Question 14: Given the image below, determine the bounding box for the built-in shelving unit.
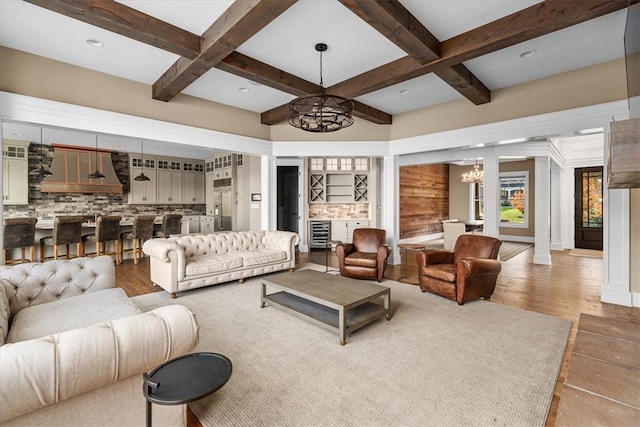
[308,158,369,204]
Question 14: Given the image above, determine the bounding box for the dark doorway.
[277,166,299,233]
[575,166,603,250]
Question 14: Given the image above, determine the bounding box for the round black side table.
[143,352,232,427]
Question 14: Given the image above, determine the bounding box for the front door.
[574,167,603,250]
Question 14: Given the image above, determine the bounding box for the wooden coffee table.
[260,269,391,345]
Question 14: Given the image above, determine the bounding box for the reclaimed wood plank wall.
[399,164,449,239]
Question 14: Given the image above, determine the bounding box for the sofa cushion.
[185,254,243,276]
[0,284,9,346]
[6,288,140,343]
[234,249,287,266]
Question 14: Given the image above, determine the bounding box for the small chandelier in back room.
[289,43,354,133]
[462,161,484,184]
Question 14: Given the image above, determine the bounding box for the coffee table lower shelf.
[262,291,389,345]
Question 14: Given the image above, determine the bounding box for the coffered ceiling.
[0,0,632,131]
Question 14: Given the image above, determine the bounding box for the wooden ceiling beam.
[152,0,297,102]
[338,0,440,63]
[338,0,490,107]
[24,0,201,59]
[329,0,633,100]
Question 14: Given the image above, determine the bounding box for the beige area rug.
[131,265,571,427]
[568,248,603,259]
[420,239,533,262]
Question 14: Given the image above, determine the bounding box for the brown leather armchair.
[416,234,502,305]
[335,228,391,282]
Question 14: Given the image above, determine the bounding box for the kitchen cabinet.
[205,173,216,215]
[2,140,29,205]
[200,216,215,233]
[183,215,200,233]
[182,162,205,204]
[157,169,182,204]
[308,157,369,203]
[330,220,369,243]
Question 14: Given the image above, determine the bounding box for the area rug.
[131,265,571,427]
[568,248,603,259]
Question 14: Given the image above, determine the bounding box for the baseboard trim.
[600,287,634,307]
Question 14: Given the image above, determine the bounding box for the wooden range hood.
[42,144,123,194]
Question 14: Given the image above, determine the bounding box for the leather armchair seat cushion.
[6,288,140,343]
[344,252,378,268]
[422,264,457,283]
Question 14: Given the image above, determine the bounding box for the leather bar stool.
[82,215,122,265]
[120,215,155,264]
[3,217,37,265]
[40,216,84,261]
[154,214,182,238]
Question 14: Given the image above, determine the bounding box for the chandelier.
[289,43,354,133]
[462,162,484,183]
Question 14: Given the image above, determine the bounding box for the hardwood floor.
[117,247,640,427]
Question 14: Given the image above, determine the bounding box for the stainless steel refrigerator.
[213,178,233,231]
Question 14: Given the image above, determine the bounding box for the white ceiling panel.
[236,0,407,86]
[356,74,462,115]
[0,1,179,85]
[182,68,296,113]
[400,0,542,41]
[464,10,628,90]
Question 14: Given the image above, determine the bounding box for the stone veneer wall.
[307,203,369,219]
[2,144,206,219]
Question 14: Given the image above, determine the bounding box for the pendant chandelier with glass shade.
[462,161,484,184]
[29,127,53,176]
[134,140,150,182]
[289,43,354,133]
[87,134,106,179]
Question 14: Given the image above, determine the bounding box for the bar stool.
[3,217,37,265]
[120,215,155,264]
[82,215,122,265]
[154,214,182,238]
[40,216,84,261]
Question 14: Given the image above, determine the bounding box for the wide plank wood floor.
[116,247,640,427]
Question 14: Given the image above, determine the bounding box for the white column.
[550,161,563,250]
[261,155,275,231]
[559,168,575,249]
[534,156,551,265]
[481,155,499,238]
[381,155,400,264]
[602,126,632,306]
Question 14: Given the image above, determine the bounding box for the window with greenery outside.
[499,173,528,226]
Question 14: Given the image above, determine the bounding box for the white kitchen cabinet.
[205,173,216,215]
[2,140,29,205]
[157,169,182,204]
[183,215,200,233]
[331,220,348,243]
[200,216,215,234]
[129,168,157,204]
[182,170,205,204]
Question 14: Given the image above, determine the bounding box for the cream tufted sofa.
[143,230,299,298]
[0,256,199,427]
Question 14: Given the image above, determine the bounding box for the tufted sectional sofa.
[143,230,300,298]
[0,256,199,427]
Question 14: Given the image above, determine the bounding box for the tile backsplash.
[308,203,369,219]
[3,144,205,219]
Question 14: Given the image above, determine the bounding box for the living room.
[1,1,639,426]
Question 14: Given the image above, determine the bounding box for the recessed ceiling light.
[577,127,603,135]
[519,50,536,58]
[118,145,127,148]
[12,132,23,137]
[498,137,527,144]
[238,87,249,92]
[86,39,104,48]
[399,89,409,94]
